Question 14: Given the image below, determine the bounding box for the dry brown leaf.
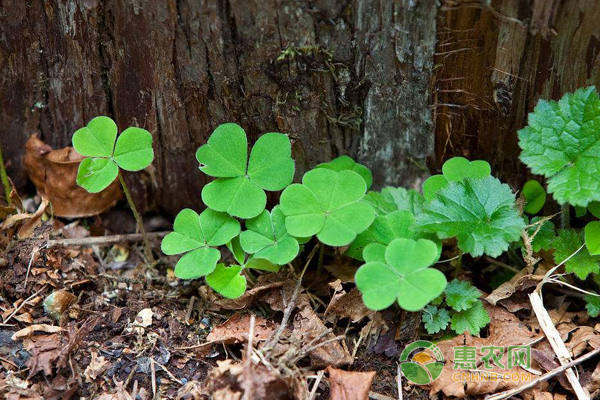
[23,135,121,218]
[23,334,68,377]
[2,197,49,239]
[486,266,545,311]
[83,351,109,382]
[12,324,63,340]
[324,283,373,323]
[206,313,277,345]
[326,367,375,400]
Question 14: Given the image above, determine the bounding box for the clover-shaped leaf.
[197,123,294,219]
[161,208,240,279]
[553,229,600,280]
[364,187,424,216]
[585,221,600,256]
[355,238,447,312]
[280,168,375,246]
[423,157,490,201]
[519,86,600,207]
[73,116,154,193]
[226,237,281,272]
[239,206,299,265]
[415,176,525,257]
[346,210,440,261]
[316,155,373,189]
[206,264,246,299]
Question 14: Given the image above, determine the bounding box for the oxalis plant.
[72,116,155,262]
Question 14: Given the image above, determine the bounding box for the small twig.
[150,359,156,398]
[264,244,321,351]
[3,285,47,324]
[242,314,256,400]
[484,256,520,273]
[308,370,325,400]
[24,245,45,287]
[47,231,168,247]
[485,347,600,400]
[185,296,196,325]
[397,363,403,400]
[153,360,183,384]
[173,340,218,350]
[0,355,19,369]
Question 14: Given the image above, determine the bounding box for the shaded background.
[1,0,599,216]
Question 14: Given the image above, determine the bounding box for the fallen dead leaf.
[326,367,375,400]
[12,324,63,340]
[23,135,122,217]
[206,313,277,345]
[84,350,110,382]
[1,197,49,239]
[324,282,373,323]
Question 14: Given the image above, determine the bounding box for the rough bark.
[2,0,600,216]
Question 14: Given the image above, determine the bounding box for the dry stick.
[242,314,256,400]
[0,143,11,206]
[486,347,600,400]
[528,243,589,400]
[397,363,403,400]
[118,171,155,264]
[308,370,325,400]
[264,244,321,351]
[47,231,168,247]
[3,285,47,324]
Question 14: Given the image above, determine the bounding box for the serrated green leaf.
[76,157,119,193]
[445,279,481,312]
[355,238,447,312]
[451,301,490,336]
[527,217,556,253]
[519,86,600,207]
[422,305,451,334]
[197,124,294,218]
[240,206,299,265]
[585,294,600,317]
[206,264,246,299]
[523,180,546,214]
[553,229,600,280]
[317,155,373,189]
[72,116,117,158]
[586,221,600,255]
[161,209,240,280]
[280,168,375,246]
[423,157,491,201]
[415,176,525,257]
[113,127,154,171]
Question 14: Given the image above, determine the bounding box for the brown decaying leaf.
[1,197,49,239]
[324,280,373,323]
[206,313,277,345]
[83,350,110,382]
[23,135,122,218]
[326,367,375,400]
[11,324,63,340]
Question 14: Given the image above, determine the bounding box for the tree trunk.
[1,0,599,216]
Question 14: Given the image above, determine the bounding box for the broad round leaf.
[113,127,154,171]
[200,208,241,246]
[280,169,375,246]
[523,180,546,214]
[589,202,600,219]
[206,264,246,299]
[423,157,491,201]
[174,247,221,279]
[196,123,248,177]
[585,221,600,256]
[355,238,446,312]
[202,176,267,219]
[72,116,117,158]
[245,257,280,272]
[316,155,373,189]
[239,207,299,265]
[76,158,119,193]
[247,133,294,191]
[161,209,205,255]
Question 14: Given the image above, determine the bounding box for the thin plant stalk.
[561,204,570,229]
[118,171,155,264]
[0,143,12,206]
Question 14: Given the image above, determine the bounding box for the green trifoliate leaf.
[245,257,280,272]
[522,180,546,214]
[423,157,491,201]
[422,305,451,334]
[381,187,424,215]
[76,158,119,193]
[451,301,490,336]
[113,127,154,171]
[240,206,299,265]
[585,294,600,317]
[519,86,600,207]
[280,168,375,246]
[347,210,440,261]
[585,221,600,255]
[355,238,447,312]
[206,264,246,299]
[415,176,525,257]
[197,123,294,218]
[72,116,117,158]
[444,279,481,312]
[226,237,280,272]
[553,229,600,280]
[317,155,373,189]
[527,217,556,253]
[161,208,240,279]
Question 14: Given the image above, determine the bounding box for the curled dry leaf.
[23,135,122,217]
[83,350,109,382]
[325,280,374,323]
[11,324,63,340]
[206,313,277,345]
[326,367,376,400]
[1,197,49,239]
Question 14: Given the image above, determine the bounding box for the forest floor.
[1,200,600,400]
